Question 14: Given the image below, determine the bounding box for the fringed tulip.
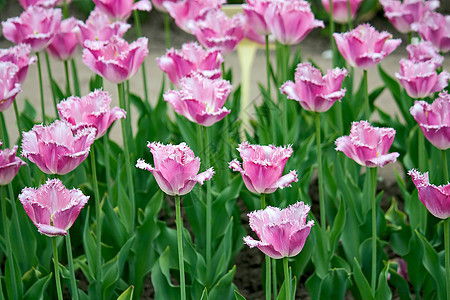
[18,0,59,9]
[57,90,126,139]
[413,11,450,53]
[0,141,26,186]
[0,44,37,84]
[380,0,439,34]
[93,0,152,20]
[333,24,401,70]
[0,62,21,112]
[410,91,450,150]
[409,169,450,219]
[78,7,130,43]
[157,41,223,86]
[242,0,271,36]
[229,142,298,194]
[22,120,95,175]
[189,9,246,55]
[335,120,399,168]
[395,59,449,99]
[82,35,148,84]
[280,62,347,112]
[2,6,62,52]
[164,0,225,33]
[152,0,177,12]
[164,74,231,126]
[406,41,444,67]
[46,17,79,61]
[321,0,363,24]
[136,142,214,196]
[243,202,314,259]
[19,179,89,236]
[264,0,324,45]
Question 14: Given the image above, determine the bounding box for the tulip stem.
[66,232,79,300]
[272,258,277,299]
[315,113,326,229]
[90,145,102,299]
[175,194,186,300]
[443,150,448,182]
[44,52,58,117]
[370,167,378,295]
[164,12,172,49]
[52,237,63,300]
[0,113,9,147]
[62,0,68,19]
[283,257,290,300]
[418,126,427,171]
[265,35,271,97]
[64,60,71,97]
[13,101,22,137]
[8,183,27,268]
[133,10,149,105]
[261,193,271,300]
[346,0,353,29]
[36,52,46,124]
[445,218,450,300]
[203,126,212,285]
[103,134,113,202]
[328,0,337,66]
[363,70,369,120]
[70,59,80,97]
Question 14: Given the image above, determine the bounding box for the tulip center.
[34,30,39,35]
[205,102,213,113]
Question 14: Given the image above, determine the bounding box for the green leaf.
[5,252,23,300]
[200,287,209,300]
[23,272,52,300]
[387,267,412,300]
[117,286,134,300]
[311,225,330,279]
[320,268,351,300]
[82,208,97,281]
[375,262,391,300]
[208,266,236,300]
[234,290,247,300]
[352,258,374,300]
[330,197,346,252]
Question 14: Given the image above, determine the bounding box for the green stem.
[8,184,26,267]
[329,0,337,66]
[272,258,277,299]
[36,52,46,124]
[443,150,448,182]
[370,167,378,295]
[408,32,412,45]
[445,218,450,300]
[64,60,71,97]
[117,83,135,233]
[103,134,113,202]
[0,112,9,147]
[52,237,63,300]
[175,195,186,300]
[70,59,80,97]
[164,12,172,49]
[90,145,102,299]
[125,80,134,155]
[2,186,18,300]
[62,0,68,18]
[133,10,149,104]
[204,126,212,284]
[418,130,427,171]
[44,52,58,117]
[65,232,79,300]
[13,101,22,137]
[315,113,326,229]
[283,257,290,300]
[363,70,369,120]
[265,35,271,97]
[261,194,271,300]
[346,0,353,29]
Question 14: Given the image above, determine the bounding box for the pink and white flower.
[0,62,21,112]
[0,44,37,84]
[151,0,177,12]
[413,11,450,53]
[18,0,59,9]
[322,0,363,24]
[46,17,80,61]
[92,0,152,20]
[0,141,27,186]
[242,0,271,36]
[406,41,444,67]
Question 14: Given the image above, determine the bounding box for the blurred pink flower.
[157,41,223,86]
[264,0,324,45]
[188,9,246,55]
[18,0,59,9]
[409,169,450,219]
[229,142,298,194]
[406,41,444,67]
[410,91,450,150]
[243,202,314,259]
[380,0,439,34]
[136,142,214,196]
[151,0,177,12]
[395,59,449,99]
[93,0,152,20]
[0,44,37,83]
[82,35,148,84]
[0,141,27,186]
[46,17,79,61]
[78,8,130,44]
[164,0,225,33]
[242,0,271,36]
[57,90,126,139]
[22,120,95,175]
[333,24,401,70]
[335,120,399,168]
[164,74,231,126]
[19,179,89,237]
[280,62,347,112]
[322,0,363,24]
[413,11,450,53]
[0,62,21,112]
[2,6,62,52]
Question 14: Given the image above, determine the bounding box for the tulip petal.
[37,224,67,237]
[243,236,283,259]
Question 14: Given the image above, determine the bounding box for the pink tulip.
[188,9,246,55]
[163,74,231,126]
[380,0,439,34]
[0,141,27,186]
[46,17,79,61]
[2,6,62,52]
[264,0,324,45]
[322,0,363,24]
[333,24,401,70]
[406,41,444,67]
[413,11,450,53]
[0,44,37,84]
[409,169,450,219]
[243,202,314,259]
[151,0,177,12]
[157,41,223,86]
[93,0,152,20]
[280,62,347,112]
[335,120,399,168]
[82,36,148,84]
[229,142,298,194]
[57,90,126,139]
[136,142,214,196]
[410,91,450,150]
[0,62,21,112]
[21,120,96,175]
[78,8,130,43]
[19,179,89,237]
[18,0,59,9]
[242,0,271,36]
[395,59,449,99]
[164,0,225,33]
